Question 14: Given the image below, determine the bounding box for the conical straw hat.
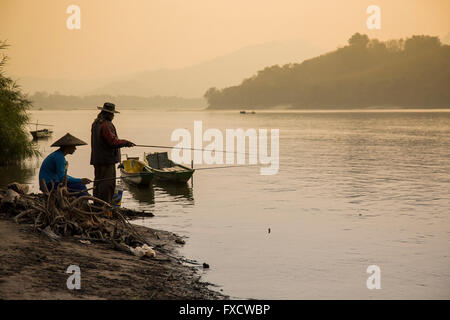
[51,133,88,147]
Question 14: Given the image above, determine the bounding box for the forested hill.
[204,33,450,109]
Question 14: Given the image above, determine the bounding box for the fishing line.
[134,144,254,156]
[91,174,153,183]
[193,164,259,170]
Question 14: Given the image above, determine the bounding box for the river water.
[1,109,449,299]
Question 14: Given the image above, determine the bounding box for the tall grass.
[0,41,38,166]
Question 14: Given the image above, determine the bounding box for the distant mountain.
[90,39,322,98]
[205,34,450,109]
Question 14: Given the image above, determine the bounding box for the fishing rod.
[90,174,153,183]
[89,165,255,183]
[134,144,254,156]
[92,165,253,180]
[89,177,123,183]
[194,164,259,170]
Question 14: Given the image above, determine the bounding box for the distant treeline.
[29,92,206,109]
[205,33,450,109]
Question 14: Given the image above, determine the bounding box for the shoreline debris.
[0,181,151,255]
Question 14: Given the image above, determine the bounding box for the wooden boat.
[119,159,153,186]
[144,152,194,183]
[29,121,54,139]
[30,128,53,139]
[240,110,256,114]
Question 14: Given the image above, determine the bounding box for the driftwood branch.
[1,183,149,249]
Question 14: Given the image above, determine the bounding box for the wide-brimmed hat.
[51,133,87,147]
[97,102,120,113]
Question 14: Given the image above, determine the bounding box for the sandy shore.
[0,211,227,300]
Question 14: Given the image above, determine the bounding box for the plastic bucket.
[112,188,123,207]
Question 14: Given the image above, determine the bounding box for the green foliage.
[0,41,38,166]
[348,33,370,48]
[205,33,450,109]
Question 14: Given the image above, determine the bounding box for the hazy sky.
[1,0,449,79]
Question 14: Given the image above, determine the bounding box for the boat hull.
[120,169,153,186]
[144,152,194,183]
[120,159,153,186]
[151,168,194,183]
[30,129,53,139]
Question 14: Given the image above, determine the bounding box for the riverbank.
[0,210,226,300]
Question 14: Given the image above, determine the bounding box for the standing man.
[90,102,135,204]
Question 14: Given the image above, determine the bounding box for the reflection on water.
[31,136,52,142]
[117,180,194,206]
[0,163,37,188]
[0,135,58,191]
[153,180,194,202]
[119,181,155,205]
[4,110,450,299]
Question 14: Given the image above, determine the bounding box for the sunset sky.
[1,0,449,79]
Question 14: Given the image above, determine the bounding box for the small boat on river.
[30,128,53,139]
[30,121,54,140]
[119,158,153,186]
[144,152,194,183]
